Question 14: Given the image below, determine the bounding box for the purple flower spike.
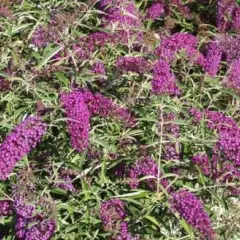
[24,219,56,240]
[0,116,46,180]
[169,189,214,239]
[204,42,222,77]
[225,58,240,92]
[0,200,12,216]
[60,91,90,153]
[151,60,180,96]
[145,3,164,20]
[14,197,56,240]
[155,33,201,64]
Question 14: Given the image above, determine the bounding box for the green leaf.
[11,23,32,35]
[81,179,91,201]
[179,219,194,239]
[113,191,148,199]
[51,188,68,195]
[100,158,108,184]
[144,215,160,228]
[57,203,75,215]
[37,45,63,68]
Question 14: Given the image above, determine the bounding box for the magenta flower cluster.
[202,110,240,167]
[145,3,164,20]
[102,2,141,28]
[99,0,143,45]
[69,32,112,63]
[99,0,125,11]
[190,108,240,193]
[0,200,12,216]
[91,61,106,83]
[204,42,222,77]
[60,91,90,153]
[151,59,180,96]
[14,198,56,240]
[154,33,205,67]
[60,90,135,152]
[128,156,170,192]
[226,58,240,92]
[169,189,214,239]
[192,152,240,194]
[91,61,106,75]
[216,34,240,64]
[233,8,240,32]
[128,156,158,189]
[72,40,94,62]
[203,35,240,82]
[116,56,149,74]
[88,31,112,46]
[0,116,46,180]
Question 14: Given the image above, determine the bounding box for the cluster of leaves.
[0,0,240,239]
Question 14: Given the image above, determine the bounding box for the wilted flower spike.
[217,0,238,32]
[54,175,77,192]
[116,56,149,74]
[189,108,203,123]
[171,0,191,18]
[161,113,182,161]
[31,26,60,48]
[91,61,106,83]
[100,198,138,239]
[169,189,214,239]
[0,78,11,92]
[100,199,126,226]
[128,156,171,192]
[0,116,46,180]
[192,153,211,176]
[100,198,126,235]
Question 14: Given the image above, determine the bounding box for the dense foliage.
[1,0,240,239]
